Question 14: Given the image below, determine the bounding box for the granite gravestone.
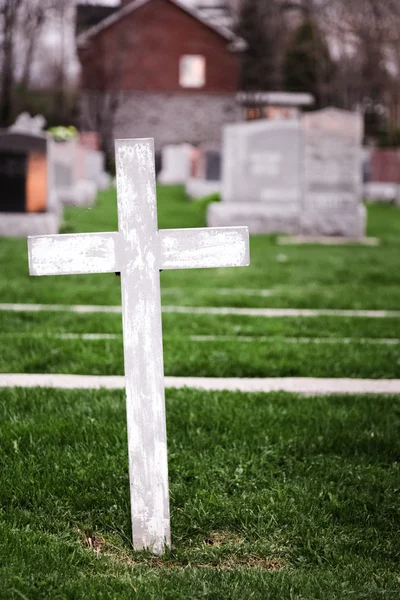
[53,139,98,207]
[0,131,60,236]
[301,108,366,237]
[186,143,222,199]
[158,143,192,185]
[209,108,366,237]
[208,120,302,233]
[85,149,111,190]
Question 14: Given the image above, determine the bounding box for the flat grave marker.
[28,138,249,554]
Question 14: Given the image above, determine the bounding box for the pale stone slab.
[277,235,379,246]
[186,177,221,199]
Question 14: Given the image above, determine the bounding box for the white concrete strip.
[162,288,274,297]
[0,303,122,313]
[0,374,399,395]
[55,333,119,340]
[164,306,400,319]
[0,333,120,340]
[214,289,274,297]
[1,303,400,318]
[4,333,398,346]
[190,336,400,345]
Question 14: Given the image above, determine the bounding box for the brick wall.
[79,0,240,94]
[371,149,400,183]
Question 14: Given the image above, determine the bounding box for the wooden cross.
[28,138,250,554]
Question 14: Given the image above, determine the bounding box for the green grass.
[0,187,400,309]
[0,331,399,378]
[1,387,399,599]
[1,188,400,596]
[0,187,399,378]
[0,311,399,378]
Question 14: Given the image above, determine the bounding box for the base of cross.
[28,138,250,553]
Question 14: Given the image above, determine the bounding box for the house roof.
[77,0,246,51]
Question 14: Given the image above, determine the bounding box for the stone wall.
[81,91,241,151]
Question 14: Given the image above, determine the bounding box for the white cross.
[28,138,250,554]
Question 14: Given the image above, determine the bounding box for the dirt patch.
[80,530,286,571]
[85,534,104,555]
[204,531,244,547]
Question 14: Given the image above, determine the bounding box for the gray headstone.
[301,108,366,237]
[302,108,363,211]
[53,140,76,189]
[222,120,302,209]
[209,108,367,238]
[158,144,193,185]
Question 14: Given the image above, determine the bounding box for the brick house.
[77,0,245,151]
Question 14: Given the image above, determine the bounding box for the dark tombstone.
[0,131,60,236]
[155,151,162,177]
[0,132,48,213]
[205,150,221,181]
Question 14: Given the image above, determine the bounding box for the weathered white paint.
[1,304,400,319]
[115,139,170,554]
[27,137,250,555]
[1,373,400,395]
[158,227,249,270]
[28,233,119,276]
[29,228,249,276]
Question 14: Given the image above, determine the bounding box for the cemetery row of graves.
[1,172,399,596]
[0,109,399,596]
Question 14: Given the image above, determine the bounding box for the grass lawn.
[0,187,400,597]
[0,186,399,378]
[0,186,399,310]
[1,388,399,599]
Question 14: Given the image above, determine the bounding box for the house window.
[179,55,205,88]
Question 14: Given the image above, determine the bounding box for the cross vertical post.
[115,139,170,553]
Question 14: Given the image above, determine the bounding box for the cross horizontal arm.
[158,226,249,270]
[28,232,120,276]
[28,226,249,276]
